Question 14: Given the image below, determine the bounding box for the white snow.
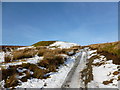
[0,45,119,89]
[90,60,118,88]
[0,55,43,69]
[17,46,34,50]
[25,55,43,64]
[16,52,82,88]
[0,52,4,63]
[0,80,5,88]
[87,49,119,88]
[50,41,79,49]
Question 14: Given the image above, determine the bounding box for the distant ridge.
[32,41,56,47]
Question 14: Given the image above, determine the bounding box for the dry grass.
[32,41,56,47]
[118,76,120,81]
[38,55,65,72]
[4,54,12,62]
[113,71,119,75]
[88,41,120,65]
[1,44,80,88]
[1,62,49,88]
[81,55,100,87]
[37,48,51,56]
[4,74,19,88]
[36,46,47,50]
[1,66,17,80]
[12,48,37,60]
[37,49,66,72]
[4,48,38,63]
[19,63,48,79]
[103,79,114,85]
[20,71,31,82]
[4,44,79,63]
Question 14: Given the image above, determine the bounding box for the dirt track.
[61,50,88,88]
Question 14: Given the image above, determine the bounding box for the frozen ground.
[16,52,82,88]
[50,41,79,48]
[0,42,119,89]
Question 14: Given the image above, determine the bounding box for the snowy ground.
[61,49,87,88]
[50,41,79,48]
[61,47,119,89]
[85,48,119,88]
[0,55,43,69]
[0,42,119,89]
[15,52,82,88]
[0,52,4,63]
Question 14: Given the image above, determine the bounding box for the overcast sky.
[2,2,118,46]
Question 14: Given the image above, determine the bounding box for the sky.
[2,2,118,46]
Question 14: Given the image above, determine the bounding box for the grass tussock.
[1,62,49,88]
[37,48,51,56]
[19,63,48,79]
[4,43,80,63]
[36,46,47,50]
[4,74,19,88]
[37,49,67,72]
[4,54,12,62]
[88,41,120,65]
[32,41,56,47]
[103,79,114,85]
[4,48,37,62]
[2,66,17,80]
[38,53,65,72]
[12,48,37,60]
[113,71,119,75]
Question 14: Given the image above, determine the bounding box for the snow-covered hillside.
[50,41,79,48]
[80,48,119,88]
[0,41,119,89]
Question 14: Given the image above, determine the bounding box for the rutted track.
[61,49,88,88]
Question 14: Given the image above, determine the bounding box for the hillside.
[32,41,56,47]
[88,41,120,65]
[0,41,119,89]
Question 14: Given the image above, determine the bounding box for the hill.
[87,41,120,65]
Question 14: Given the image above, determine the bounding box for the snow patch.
[0,52,5,63]
[16,52,81,88]
[50,41,79,49]
[17,46,34,50]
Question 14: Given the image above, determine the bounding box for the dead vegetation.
[3,45,80,63]
[103,79,114,85]
[1,46,80,88]
[32,41,56,47]
[113,71,119,75]
[38,50,66,72]
[12,48,37,60]
[4,74,19,88]
[81,55,100,87]
[1,43,81,88]
[4,48,38,62]
[88,41,120,65]
[1,63,49,88]
[4,54,12,62]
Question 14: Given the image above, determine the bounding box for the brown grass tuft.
[88,41,120,65]
[4,74,19,88]
[4,54,12,62]
[103,79,114,85]
[113,71,119,75]
[12,48,37,60]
